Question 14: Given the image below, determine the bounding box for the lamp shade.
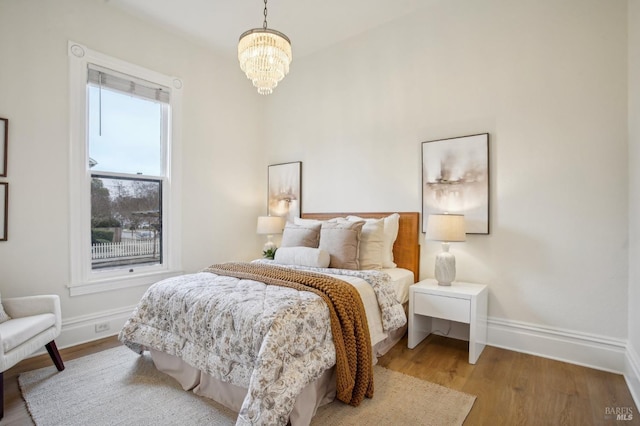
[256,216,284,235]
[426,214,466,242]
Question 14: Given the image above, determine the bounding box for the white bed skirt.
[150,349,336,425]
[149,323,406,425]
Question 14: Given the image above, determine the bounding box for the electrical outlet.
[95,322,110,333]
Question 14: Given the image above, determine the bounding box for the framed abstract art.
[422,133,490,234]
[268,161,301,222]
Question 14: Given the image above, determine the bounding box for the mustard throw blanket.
[204,262,374,406]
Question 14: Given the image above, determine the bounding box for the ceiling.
[107,0,428,58]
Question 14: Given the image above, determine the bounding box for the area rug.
[19,346,475,426]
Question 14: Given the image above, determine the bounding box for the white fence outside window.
[91,239,160,260]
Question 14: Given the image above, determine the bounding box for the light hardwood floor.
[2,335,638,425]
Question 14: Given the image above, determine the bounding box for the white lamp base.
[434,242,456,286]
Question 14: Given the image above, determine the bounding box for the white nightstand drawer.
[413,293,471,323]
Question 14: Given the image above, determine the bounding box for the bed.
[119,212,420,426]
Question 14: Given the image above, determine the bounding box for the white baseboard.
[487,317,627,374]
[57,305,138,349]
[59,305,137,348]
[625,343,640,409]
[30,305,136,358]
[45,311,629,375]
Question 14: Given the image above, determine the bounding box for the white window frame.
[68,41,183,296]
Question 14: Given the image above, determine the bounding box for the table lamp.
[256,216,285,257]
[425,213,466,286]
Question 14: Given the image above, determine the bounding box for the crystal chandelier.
[238,0,292,95]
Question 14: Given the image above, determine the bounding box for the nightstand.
[408,279,488,364]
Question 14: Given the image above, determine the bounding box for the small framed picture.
[0,182,7,241]
[422,133,490,234]
[0,118,7,177]
[268,161,301,222]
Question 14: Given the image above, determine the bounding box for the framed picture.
[0,118,7,177]
[422,133,490,234]
[268,161,301,222]
[0,183,7,241]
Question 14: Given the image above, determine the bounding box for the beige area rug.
[20,346,475,426]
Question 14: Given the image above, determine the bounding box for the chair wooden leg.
[45,341,65,371]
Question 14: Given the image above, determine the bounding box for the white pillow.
[0,293,11,324]
[348,213,399,268]
[343,217,384,270]
[274,247,330,268]
[294,217,323,226]
[294,217,342,225]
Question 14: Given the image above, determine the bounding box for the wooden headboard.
[301,212,421,283]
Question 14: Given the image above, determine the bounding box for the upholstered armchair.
[0,294,65,419]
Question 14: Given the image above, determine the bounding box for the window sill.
[68,270,183,296]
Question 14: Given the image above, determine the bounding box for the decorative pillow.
[319,220,365,270]
[274,247,330,268]
[381,213,400,268]
[0,293,11,323]
[294,217,341,225]
[348,213,400,268]
[293,217,323,226]
[281,222,321,248]
[344,217,384,270]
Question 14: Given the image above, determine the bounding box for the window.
[90,175,162,270]
[87,66,166,271]
[68,42,182,295]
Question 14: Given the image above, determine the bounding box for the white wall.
[0,0,265,342]
[265,0,629,360]
[627,0,640,405]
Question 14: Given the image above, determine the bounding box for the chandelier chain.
[263,0,268,29]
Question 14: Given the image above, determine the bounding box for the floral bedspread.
[119,265,406,426]
[261,262,407,332]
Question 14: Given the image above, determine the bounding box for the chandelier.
[238,0,292,95]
